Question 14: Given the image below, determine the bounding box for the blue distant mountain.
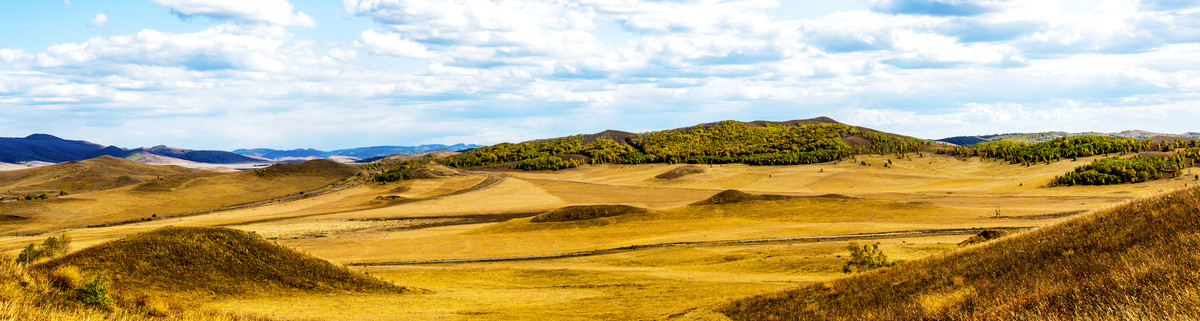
[0,134,263,164]
[233,144,481,160]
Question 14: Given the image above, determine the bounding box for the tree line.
[1052,155,1185,186]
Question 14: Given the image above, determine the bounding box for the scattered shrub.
[842,242,891,273]
[75,274,114,309]
[16,234,71,265]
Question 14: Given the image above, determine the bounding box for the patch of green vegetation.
[515,155,585,170]
[361,159,427,182]
[1053,155,1185,186]
[436,121,927,170]
[530,205,649,223]
[943,136,1200,167]
[16,234,71,265]
[842,242,891,273]
[974,135,1151,165]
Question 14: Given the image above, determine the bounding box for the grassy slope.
[721,186,1200,320]
[0,254,279,320]
[0,159,358,235]
[36,226,411,297]
[0,155,199,195]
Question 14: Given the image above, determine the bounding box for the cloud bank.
[0,0,1198,149]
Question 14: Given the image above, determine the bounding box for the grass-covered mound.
[691,190,798,205]
[720,186,1200,320]
[654,165,705,179]
[36,226,413,297]
[249,158,357,179]
[530,205,649,223]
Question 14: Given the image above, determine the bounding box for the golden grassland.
[2,153,1200,320]
[0,159,358,236]
[720,186,1200,320]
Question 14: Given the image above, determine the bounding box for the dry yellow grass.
[4,153,1199,320]
[0,159,357,236]
[0,156,199,195]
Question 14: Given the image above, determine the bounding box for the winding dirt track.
[348,226,1034,266]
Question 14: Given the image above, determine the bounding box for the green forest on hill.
[1052,155,1186,186]
[436,121,927,171]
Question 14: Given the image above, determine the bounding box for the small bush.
[75,274,114,309]
[959,229,1011,246]
[842,242,891,273]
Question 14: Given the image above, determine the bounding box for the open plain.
[4,150,1198,320]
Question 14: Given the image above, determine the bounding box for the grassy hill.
[720,186,1200,320]
[426,118,928,173]
[0,155,199,196]
[0,159,359,235]
[36,226,412,297]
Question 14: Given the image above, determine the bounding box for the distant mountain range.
[938,130,1200,146]
[0,134,264,165]
[232,144,480,160]
[0,134,480,170]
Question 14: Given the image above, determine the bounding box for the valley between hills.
[3,118,1200,320]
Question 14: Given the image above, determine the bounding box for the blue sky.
[2,0,1200,150]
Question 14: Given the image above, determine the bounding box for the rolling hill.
[431,117,929,172]
[720,185,1200,320]
[36,226,413,296]
[0,159,360,235]
[0,155,200,196]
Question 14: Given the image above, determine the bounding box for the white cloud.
[34,24,290,72]
[89,13,108,27]
[355,30,433,58]
[0,49,31,64]
[155,0,316,27]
